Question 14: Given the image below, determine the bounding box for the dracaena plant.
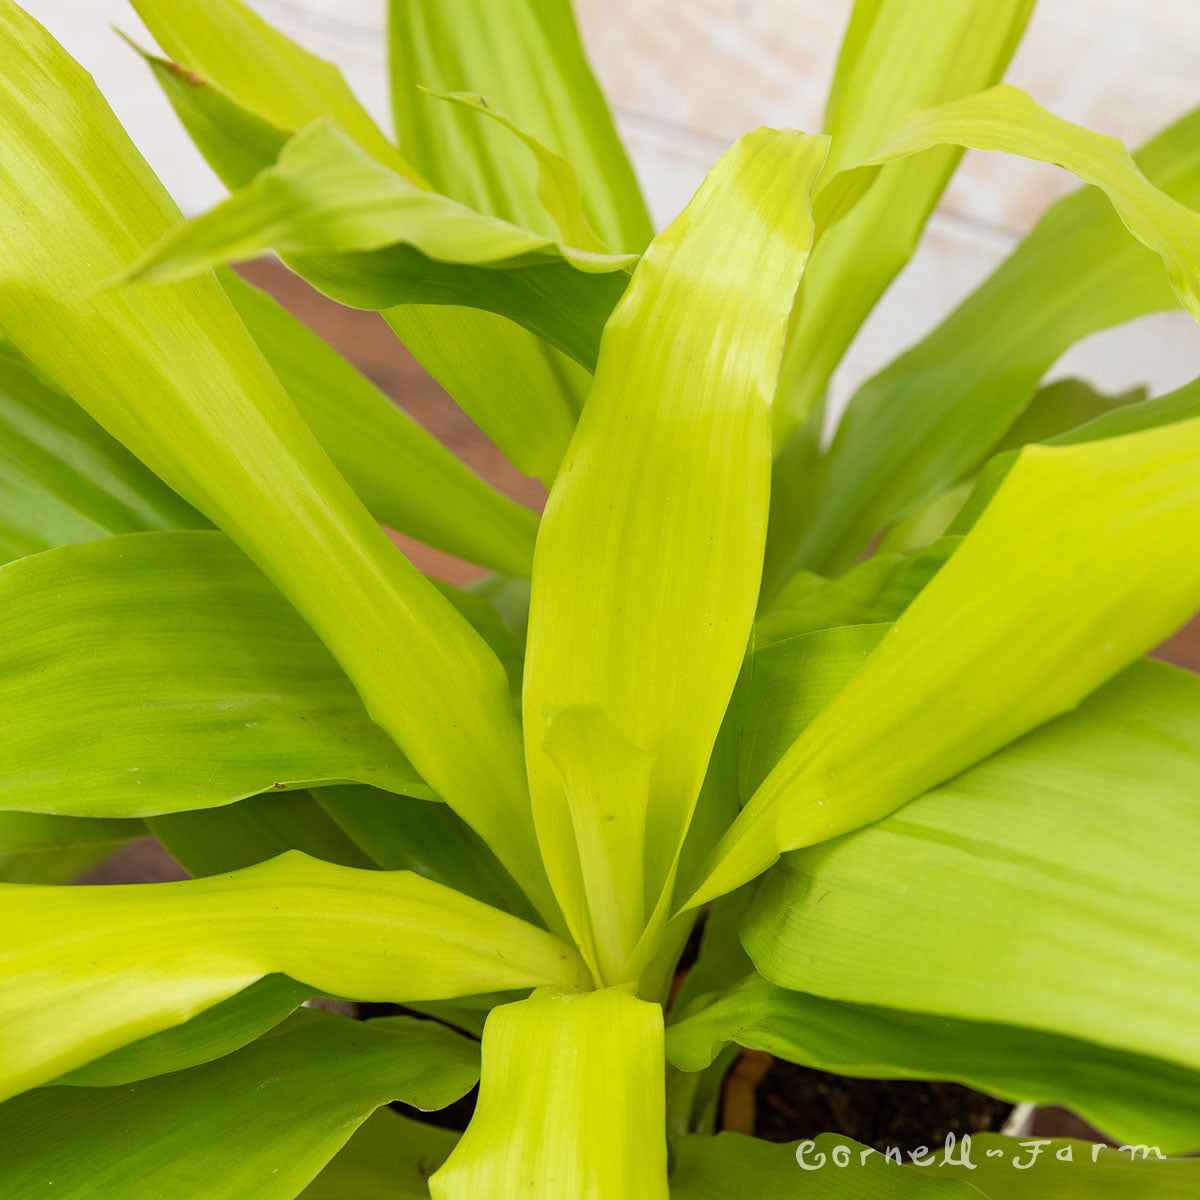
[0,0,1199,1195]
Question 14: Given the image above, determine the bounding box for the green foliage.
[0,0,1198,1195]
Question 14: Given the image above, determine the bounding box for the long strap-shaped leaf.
[779,102,1200,580]
[0,5,554,919]
[430,985,667,1200]
[126,120,633,371]
[522,128,829,982]
[220,269,538,577]
[0,1010,479,1200]
[690,415,1200,907]
[131,0,590,485]
[0,851,588,1103]
[741,659,1200,1080]
[388,0,652,255]
[0,532,433,817]
[822,84,1200,317]
[0,340,207,563]
[773,0,1033,439]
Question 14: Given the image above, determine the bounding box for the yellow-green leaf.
[387,0,652,254]
[692,416,1200,906]
[220,268,538,577]
[430,986,667,1200]
[522,128,829,981]
[0,851,588,1103]
[827,84,1200,319]
[133,0,590,486]
[0,4,553,921]
[774,0,1033,437]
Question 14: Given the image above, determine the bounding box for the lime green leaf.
[738,624,888,804]
[757,538,958,644]
[744,660,1200,1084]
[670,1132,982,1199]
[524,128,829,979]
[668,973,1200,1154]
[127,120,634,281]
[0,850,588,1101]
[132,0,586,487]
[425,90,611,254]
[955,374,1200,532]
[126,122,632,373]
[150,790,378,876]
[0,340,205,564]
[782,103,1200,577]
[923,1134,1200,1198]
[57,976,310,1087]
[430,986,667,1199]
[221,268,538,577]
[692,417,1200,906]
[129,0,418,179]
[317,785,539,923]
[0,7,551,918]
[832,85,1200,319]
[387,0,652,254]
[541,706,656,982]
[0,1010,478,1199]
[774,0,1033,436]
[0,533,431,818]
[302,1108,459,1200]
[0,812,145,885]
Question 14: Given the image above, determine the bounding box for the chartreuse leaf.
[744,661,1200,1086]
[867,380,1147,558]
[0,6,554,919]
[668,973,1200,1153]
[0,850,588,1101]
[131,0,591,485]
[782,103,1200,578]
[127,122,632,372]
[317,785,539,923]
[430,986,667,1200]
[540,707,656,983]
[691,418,1200,906]
[220,269,538,577]
[0,812,145,885]
[523,129,829,980]
[123,122,632,279]
[302,1108,458,1200]
[669,1132,981,1199]
[955,374,1200,532]
[756,537,957,645]
[0,340,205,564]
[737,624,888,804]
[57,976,310,1087]
[387,0,652,255]
[926,1136,1200,1198]
[0,533,432,818]
[0,1010,479,1200]
[830,85,1200,317]
[773,0,1033,438]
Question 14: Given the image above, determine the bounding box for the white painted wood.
[20,0,1200,411]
